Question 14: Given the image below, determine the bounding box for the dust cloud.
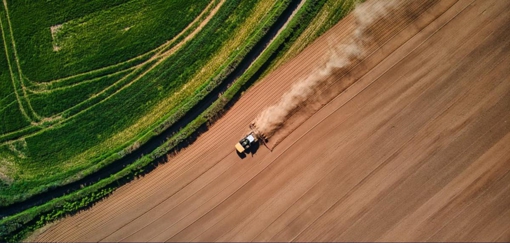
[252,0,399,138]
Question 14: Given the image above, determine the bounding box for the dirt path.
[35,0,510,241]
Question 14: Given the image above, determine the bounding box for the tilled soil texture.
[35,0,510,241]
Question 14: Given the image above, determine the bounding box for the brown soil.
[35,0,510,241]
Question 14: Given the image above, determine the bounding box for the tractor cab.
[235,133,257,153]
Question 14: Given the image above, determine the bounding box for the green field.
[0,0,359,240]
[0,0,216,199]
[0,0,272,200]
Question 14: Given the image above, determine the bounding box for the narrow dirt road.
[35,0,510,241]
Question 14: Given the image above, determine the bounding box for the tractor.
[235,123,269,154]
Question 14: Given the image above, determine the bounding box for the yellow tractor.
[235,132,257,153]
[235,123,270,154]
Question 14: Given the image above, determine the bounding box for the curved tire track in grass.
[25,0,220,91]
[0,0,225,144]
[0,0,218,140]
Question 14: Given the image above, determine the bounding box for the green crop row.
[0,104,30,136]
[0,0,211,135]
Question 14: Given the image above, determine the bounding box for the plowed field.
[35,0,510,241]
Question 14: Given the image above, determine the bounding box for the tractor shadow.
[236,150,246,159]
